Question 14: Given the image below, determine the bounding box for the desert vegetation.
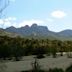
[0,36,72,60]
[0,36,72,72]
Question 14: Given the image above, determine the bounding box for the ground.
[0,55,72,72]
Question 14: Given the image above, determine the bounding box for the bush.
[14,57,22,61]
[66,64,72,72]
[21,70,45,72]
[48,68,64,72]
[36,54,45,59]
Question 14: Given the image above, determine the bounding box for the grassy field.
[0,55,72,72]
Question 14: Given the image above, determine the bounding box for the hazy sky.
[0,0,72,32]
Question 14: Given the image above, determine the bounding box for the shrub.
[66,64,72,72]
[36,54,45,59]
[48,68,64,72]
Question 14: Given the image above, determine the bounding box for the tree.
[64,41,72,58]
[11,38,24,61]
[51,40,58,58]
[58,41,64,56]
[0,36,11,59]
[0,0,9,28]
[45,39,51,56]
[0,0,9,15]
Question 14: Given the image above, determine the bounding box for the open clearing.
[1,55,72,72]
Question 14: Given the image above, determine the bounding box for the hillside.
[0,29,21,37]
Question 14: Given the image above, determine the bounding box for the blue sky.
[0,0,72,32]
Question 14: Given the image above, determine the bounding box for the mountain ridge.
[1,24,72,40]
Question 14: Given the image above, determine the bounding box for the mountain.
[58,29,72,37]
[4,23,58,39]
[0,28,21,37]
[1,23,72,40]
[5,23,52,37]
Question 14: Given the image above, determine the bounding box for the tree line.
[0,36,72,60]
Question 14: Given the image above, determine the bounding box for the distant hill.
[0,28,21,37]
[58,29,72,37]
[1,23,72,40]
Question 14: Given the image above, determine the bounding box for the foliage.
[0,36,72,60]
[36,54,45,59]
[65,64,72,72]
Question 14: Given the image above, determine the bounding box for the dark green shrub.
[66,64,72,72]
[36,54,45,59]
[48,68,64,72]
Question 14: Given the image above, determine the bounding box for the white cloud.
[0,18,44,28]
[0,17,17,28]
[51,10,67,18]
[18,19,44,27]
[4,17,16,21]
[46,18,53,22]
[0,19,4,24]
